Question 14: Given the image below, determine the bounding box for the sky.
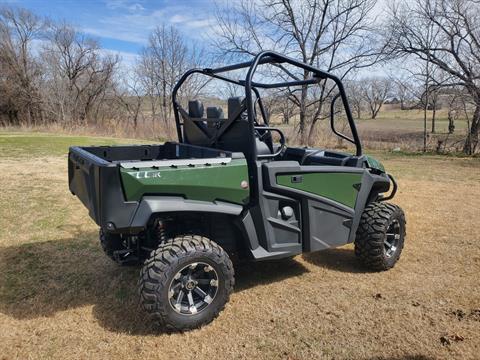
[4,0,393,77]
[7,0,222,67]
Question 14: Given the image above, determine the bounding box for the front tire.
[354,202,406,271]
[138,235,234,331]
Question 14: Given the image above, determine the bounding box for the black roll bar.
[171,51,363,158]
[330,93,356,145]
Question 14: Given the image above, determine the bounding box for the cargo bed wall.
[68,149,139,230]
[83,142,231,163]
[120,158,250,204]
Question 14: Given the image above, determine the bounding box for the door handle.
[291,175,303,183]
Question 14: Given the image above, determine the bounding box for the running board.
[250,245,301,261]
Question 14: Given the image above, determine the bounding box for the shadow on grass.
[234,257,309,292]
[364,356,435,360]
[0,231,308,335]
[302,247,371,273]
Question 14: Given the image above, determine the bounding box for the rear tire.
[138,235,234,331]
[354,202,406,271]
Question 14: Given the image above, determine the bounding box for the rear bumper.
[68,147,139,232]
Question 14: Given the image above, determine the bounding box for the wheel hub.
[184,279,196,291]
[168,262,219,315]
[384,219,401,258]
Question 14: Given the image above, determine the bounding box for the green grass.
[0,131,151,158]
[358,108,469,133]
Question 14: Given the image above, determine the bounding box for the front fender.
[347,172,391,243]
[130,196,244,229]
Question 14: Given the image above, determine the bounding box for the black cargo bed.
[68,142,239,231]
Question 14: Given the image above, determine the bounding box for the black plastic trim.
[129,197,244,229]
[380,174,398,201]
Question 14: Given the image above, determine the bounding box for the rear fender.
[130,196,278,260]
[130,196,244,229]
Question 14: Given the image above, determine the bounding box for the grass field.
[0,131,479,360]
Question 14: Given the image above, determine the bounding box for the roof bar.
[205,56,283,74]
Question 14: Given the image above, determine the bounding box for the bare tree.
[42,23,118,125]
[222,81,244,99]
[384,0,480,154]
[277,93,297,125]
[0,7,45,126]
[214,0,380,145]
[114,69,144,130]
[390,74,417,110]
[360,77,390,119]
[345,80,364,119]
[139,25,208,130]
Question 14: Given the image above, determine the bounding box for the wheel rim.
[168,262,219,315]
[384,219,401,258]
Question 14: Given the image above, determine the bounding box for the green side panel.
[120,159,249,205]
[364,155,385,173]
[276,172,363,208]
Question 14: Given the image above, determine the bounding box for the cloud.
[82,8,167,45]
[104,0,145,13]
[105,49,140,66]
[170,14,189,24]
[82,2,221,46]
[82,25,149,45]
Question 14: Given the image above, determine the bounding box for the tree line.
[0,7,203,138]
[0,0,479,154]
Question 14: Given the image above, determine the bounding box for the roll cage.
[172,51,362,162]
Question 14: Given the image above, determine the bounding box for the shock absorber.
[153,218,167,244]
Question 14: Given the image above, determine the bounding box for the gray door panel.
[262,161,359,252]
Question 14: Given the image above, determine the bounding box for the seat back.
[188,100,204,118]
[228,97,243,121]
[182,100,210,146]
[216,97,271,157]
[206,106,224,129]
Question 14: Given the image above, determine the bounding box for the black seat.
[182,100,210,145]
[206,106,224,129]
[228,97,244,122]
[189,100,204,118]
[215,97,271,156]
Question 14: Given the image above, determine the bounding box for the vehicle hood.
[364,155,385,173]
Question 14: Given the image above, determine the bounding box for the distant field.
[0,132,479,360]
[270,107,472,153]
[359,107,468,132]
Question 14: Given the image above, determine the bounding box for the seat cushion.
[188,100,204,118]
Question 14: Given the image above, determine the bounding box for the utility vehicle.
[68,51,406,331]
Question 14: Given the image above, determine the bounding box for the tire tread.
[354,202,406,271]
[138,235,234,331]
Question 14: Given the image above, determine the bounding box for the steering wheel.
[251,97,285,157]
[252,97,275,144]
[255,126,286,158]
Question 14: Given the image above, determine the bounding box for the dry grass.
[6,105,475,155]
[274,107,474,154]
[0,132,479,360]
